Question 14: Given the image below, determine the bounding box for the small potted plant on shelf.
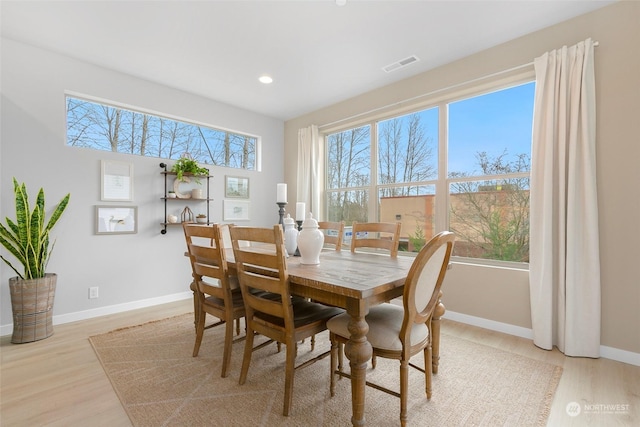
[0,178,70,343]
[196,214,207,224]
[171,154,209,182]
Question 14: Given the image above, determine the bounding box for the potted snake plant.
[0,178,70,343]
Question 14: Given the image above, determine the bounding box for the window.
[66,96,257,170]
[325,81,534,263]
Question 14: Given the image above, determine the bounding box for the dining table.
[220,248,446,426]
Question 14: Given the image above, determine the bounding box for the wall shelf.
[159,162,212,234]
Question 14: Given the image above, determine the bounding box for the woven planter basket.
[9,273,57,344]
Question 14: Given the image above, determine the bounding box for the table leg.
[344,304,372,426]
[431,291,445,374]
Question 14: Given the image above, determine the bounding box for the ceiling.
[1,0,614,121]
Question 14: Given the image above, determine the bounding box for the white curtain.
[529,38,600,357]
[297,125,321,218]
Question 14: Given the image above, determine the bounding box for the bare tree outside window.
[66,97,256,170]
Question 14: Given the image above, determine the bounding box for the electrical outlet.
[89,287,99,299]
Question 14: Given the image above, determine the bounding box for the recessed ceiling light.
[336,0,347,6]
[259,75,273,84]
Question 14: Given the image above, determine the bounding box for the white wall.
[0,38,284,330]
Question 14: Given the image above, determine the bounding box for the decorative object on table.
[95,206,137,235]
[295,202,305,222]
[168,215,178,224]
[181,206,194,223]
[196,214,207,224]
[276,183,287,225]
[294,202,305,256]
[225,175,250,198]
[297,213,324,265]
[101,160,133,201]
[170,154,209,183]
[0,178,70,343]
[283,214,299,256]
[277,203,287,225]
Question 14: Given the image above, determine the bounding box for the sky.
[447,81,535,176]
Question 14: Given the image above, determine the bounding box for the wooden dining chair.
[350,221,402,257]
[229,225,344,416]
[183,223,246,378]
[328,231,455,427]
[318,221,345,251]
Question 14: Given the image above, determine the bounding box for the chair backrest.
[350,221,402,257]
[183,223,232,300]
[401,231,455,349]
[228,225,293,330]
[318,221,345,251]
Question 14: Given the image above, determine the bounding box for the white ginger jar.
[283,214,299,256]
[297,213,324,265]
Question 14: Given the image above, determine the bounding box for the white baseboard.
[3,298,637,367]
[443,310,640,367]
[0,291,192,337]
[600,344,640,367]
[443,310,534,340]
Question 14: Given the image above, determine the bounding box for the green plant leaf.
[0,178,70,279]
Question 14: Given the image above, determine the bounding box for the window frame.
[65,91,260,171]
[322,69,534,268]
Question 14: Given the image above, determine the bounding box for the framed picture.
[101,160,134,201]
[225,175,249,199]
[223,199,250,221]
[95,205,137,234]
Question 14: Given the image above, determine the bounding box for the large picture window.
[325,81,534,263]
[66,96,257,170]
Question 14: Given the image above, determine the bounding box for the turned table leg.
[344,304,371,426]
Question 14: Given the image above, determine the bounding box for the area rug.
[89,313,562,426]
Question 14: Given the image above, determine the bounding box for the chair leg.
[220,317,234,378]
[235,318,240,335]
[431,297,445,374]
[191,282,199,330]
[425,345,433,400]
[372,354,377,369]
[330,334,338,397]
[239,325,255,385]
[192,305,206,357]
[337,342,344,373]
[400,359,409,427]
[282,342,297,416]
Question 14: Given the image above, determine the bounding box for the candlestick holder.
[294,220,303,256]
[277,202,287,226]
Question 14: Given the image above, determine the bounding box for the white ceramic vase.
[297,213,324,265]
[283,214,299,256]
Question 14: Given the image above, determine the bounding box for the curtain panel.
[529,38,600,357]
[297,125,321,218]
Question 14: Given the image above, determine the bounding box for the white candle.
[276,183,287,203]
[296,202,306,221]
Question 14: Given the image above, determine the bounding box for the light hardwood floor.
[1,299,638,426]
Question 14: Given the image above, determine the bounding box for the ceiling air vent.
[382,55,420,73]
